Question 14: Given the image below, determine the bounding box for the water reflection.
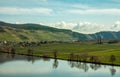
[110,66,116,76]
[26,56,35,64]
[68,61,87,71]
[0,53,119,77]
[6,53,15,59]
[42,57,50,62]
[68,61,90,72]
[53,59,59,69]
[90,63,101,71]
[68,61,118,76]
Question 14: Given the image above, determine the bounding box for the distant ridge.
[0,21,120,42]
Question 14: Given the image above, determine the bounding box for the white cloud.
[48,21,107,34]
[49,21,120,34]
[48,21,120,34]
[0,7,53,15]
[72,22,108,34]
[110,21,120,31]
[49,21,76,29]
[15,22,20,24]
[68,9,120,15]
[72,21,120,34]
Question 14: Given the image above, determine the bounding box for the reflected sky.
[0,53,120,77]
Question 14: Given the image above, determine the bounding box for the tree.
[75,54,80,61]
[53,50,58,59]
[11,48,15,54]
[27,49,33,55]
[110,55,116,64]
[82,52,89,62]
[90,56,100,63]
[90,56,94,62]
[43,53,50,58]
[69,53,74,61]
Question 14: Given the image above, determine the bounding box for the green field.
[2,42,119,66]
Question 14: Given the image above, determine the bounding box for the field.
[3,42,118,66]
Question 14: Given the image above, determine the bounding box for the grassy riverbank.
[1,42,120,66]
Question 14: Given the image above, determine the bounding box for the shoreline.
[1,51,120,67]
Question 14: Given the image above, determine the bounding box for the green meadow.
[4,42,119,66]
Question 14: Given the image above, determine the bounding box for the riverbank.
[0,43,120,66]
[1,51,120,66]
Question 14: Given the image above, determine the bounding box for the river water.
[0,53,120,77]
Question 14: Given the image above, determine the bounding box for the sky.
[0,0,120,34]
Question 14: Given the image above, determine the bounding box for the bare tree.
[43,53,50,58]
[90,56,100,63]
[75,54,80,61]
[27,49,33,55]
[82,52,89,62]
[90,56,94,62]
[69,53,74,61]
[53,50,58,59]
[11,48,15,54]
[110,55,116,64]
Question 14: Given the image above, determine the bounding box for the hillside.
[0,21,120,42]
[0,26,75,41]
[0,21,75,41]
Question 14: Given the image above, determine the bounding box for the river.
[0,53,120,77]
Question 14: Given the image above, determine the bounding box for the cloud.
[72,22,108,34]
[15,22,20,24]
[110,21,120,31]
[0,7,53,15]
[67,9,120,15]
[72,21,120,34]
[49,21,76,29]
[49,21,120,34]
[49,21,107,34]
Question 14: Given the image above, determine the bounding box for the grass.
[2,42,118,66]
[0,27,75,41]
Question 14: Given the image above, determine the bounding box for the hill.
[0,21,120,42]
